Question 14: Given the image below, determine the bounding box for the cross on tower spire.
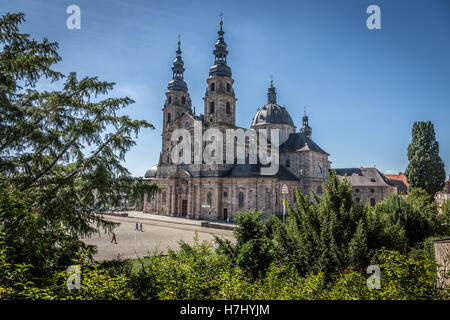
[209,12,231,77]
[167,34,187,92]
[300,106,312,137]
[267,76,277,104]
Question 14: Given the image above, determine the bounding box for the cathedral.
[143,18,332,221]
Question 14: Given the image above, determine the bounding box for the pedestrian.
[140,222,143,232]
[135,222,139,231]
[111,232,117,244]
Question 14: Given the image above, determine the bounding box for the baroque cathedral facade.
[143,19,332,221]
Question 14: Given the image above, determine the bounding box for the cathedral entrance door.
[181,200,188,217]
[223,208,228,221]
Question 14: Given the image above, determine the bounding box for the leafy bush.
[130,234,233,300]
[215,211,276,280]
[0,232,133,299]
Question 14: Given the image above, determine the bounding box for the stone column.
[197,181,201,219]
[216,181,221,220]
[187,180,192,218]
[171,184,176,216]
[155,189,159,214]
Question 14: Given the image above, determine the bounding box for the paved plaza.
[82,214,235,261]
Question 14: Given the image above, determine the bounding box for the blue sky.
[2,0,450,178]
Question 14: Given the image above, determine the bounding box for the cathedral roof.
[144,165,158,179]
[252,104,294,127]
[333,167,394,187]
[224,163,299,181]
[251,81,294,127]
[279,132,328,154]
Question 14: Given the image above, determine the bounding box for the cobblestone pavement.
[82,215,234,261]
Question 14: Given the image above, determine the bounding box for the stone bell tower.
[161,36,192,164]
[203,16,237,127]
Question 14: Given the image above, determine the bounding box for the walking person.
[135,222,139,231]
[140,222,143,232]
[111,232,117,244]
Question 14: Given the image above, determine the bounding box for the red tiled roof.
[384,173,408,187]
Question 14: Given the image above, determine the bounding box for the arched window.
[181,96,186,105]
[316,166,322,174]
[210,102,215,114]
[167,113,171,123]
[317,186,323,194]
[370,198,376,207]
[210,82,215,92]
[207,192,212,205]
[168,96,172,104]
[226,83,231,92]
[226,102,231,114]
[370,188,375,193]
[355,188,360,193]
[238,192,244,209]
[285,158,290,168]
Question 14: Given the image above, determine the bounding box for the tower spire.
[300,107,312,137]
[267,76,277,104]
[168,34,187,92]
[209,13,231,77]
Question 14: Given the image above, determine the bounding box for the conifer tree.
[405,121,446,195]
[348,219,369,270]
[0,13,158,274]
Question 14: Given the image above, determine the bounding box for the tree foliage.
[0,12,158,276]
[215,210,276,280]
[405,121,446,195]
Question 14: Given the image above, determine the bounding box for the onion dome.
[168,35,188,92]
[251,80,294,126]
[209,16,232,78]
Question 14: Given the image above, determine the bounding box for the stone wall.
[144,176,300,221]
